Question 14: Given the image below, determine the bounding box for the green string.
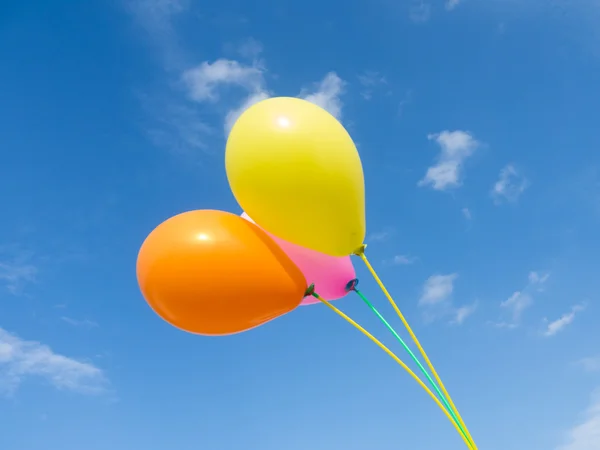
[353,288,472,447]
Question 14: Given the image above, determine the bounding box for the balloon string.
[311,292,474,450]
[352,288,470,445]
[355,250,477,449]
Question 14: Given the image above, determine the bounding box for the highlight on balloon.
[136,97,478,449]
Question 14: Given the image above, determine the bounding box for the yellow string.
[313,293,474,449]
[356,250,477,449]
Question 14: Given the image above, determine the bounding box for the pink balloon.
[241,213,356,305]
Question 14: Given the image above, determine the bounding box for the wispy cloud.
[0,327,109,396]
[542,303,586,337]
[183,59,266,103]
[61,317,99,329]
[161,20,355,159]
[357,71,387,100]
[127,0,190,71]
[451,302,478,325]
[462,207,472,220]
[528,271,550,287]
[181,55,271,135]
[0,262,37,295]
[129,3,348,155]
[229,72,345,136]
[397,89,414,118]
[181,53,345,136]
[299,72,345,121]
[419,274,458,306]
[418,274,475,324]
[0,247,37,295]
[556,388,600,450]
[224,90,271,135]
[497,271,550,328]
[409,0,431,23]
[500,291,533,324]
[445,0,462,11]
[392,254,416,265]
[419,130,480,191]
[367,229,394,243]
[140,96,213,156]
[128,0,216,155]
[237,37,263,60]
[491,164,529,204]
[382,254,417,266]
[575,356,600,373]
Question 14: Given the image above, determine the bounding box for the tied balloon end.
[345,278,359,293]
[352,244,367,257]
[304,283,316,298]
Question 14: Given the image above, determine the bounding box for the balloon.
[225,97,366,257]
[136,210,307,336]
[241,213,355,305]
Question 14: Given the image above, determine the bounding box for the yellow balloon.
[225,97,366,257]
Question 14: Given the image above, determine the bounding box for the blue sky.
[1,0,600,449]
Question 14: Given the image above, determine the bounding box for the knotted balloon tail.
[346,282,471,448]
[353,246,477,450]
[311,291,474,450]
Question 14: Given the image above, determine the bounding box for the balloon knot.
[304,284,316,297]
[345,278,359,292]
[352,244,367,256]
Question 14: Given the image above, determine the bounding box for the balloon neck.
[304,283,316,298]
[352,244,367,256]
[345,278,359,292]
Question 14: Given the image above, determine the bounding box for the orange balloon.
[136,210,307,335]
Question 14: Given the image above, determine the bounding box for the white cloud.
[131,3,348,151]
[418,130,479,191]
[462,207,472,220]
[225,70,346,134]
[182,59,266,102]
[182,57,346,136]
[543,304,586,337]
[181,55,271,136]
[446,0,462,11]
[419,274,457,306]
[300,72,345,120]
[576,357,600,373]
[491,164,529,203]
[0,327,108,395]
[556,389,600,450]
[497,271,550,327]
